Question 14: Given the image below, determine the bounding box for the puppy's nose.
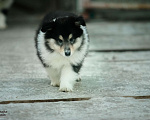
[65,49,71,56]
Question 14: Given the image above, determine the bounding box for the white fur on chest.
[46,52,69,69]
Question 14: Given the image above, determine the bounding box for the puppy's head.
[41,15,86,57]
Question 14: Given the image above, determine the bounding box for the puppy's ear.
[41,21,54,33]
[75,16,86,27]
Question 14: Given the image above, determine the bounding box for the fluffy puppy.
[35,11,89,92]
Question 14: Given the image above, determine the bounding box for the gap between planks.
[90,49,150,52]
[0,95,150,104]
[0,97,91,104]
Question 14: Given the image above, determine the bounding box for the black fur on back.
[41,11,86,40]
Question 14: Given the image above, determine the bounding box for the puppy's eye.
[70,38,75,44]
[58,39,63,45]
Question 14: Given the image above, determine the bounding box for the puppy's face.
[47,33,83,57]
[42,16,85,57]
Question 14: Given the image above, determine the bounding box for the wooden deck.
[0,20,150,120]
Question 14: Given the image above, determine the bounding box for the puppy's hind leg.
[45,68,60,87]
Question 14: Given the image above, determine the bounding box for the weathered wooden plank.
[89,35,150,50]
[88,22,150,35]
[87,22,150,50]
[0,97,149,120]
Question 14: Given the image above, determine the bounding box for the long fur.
[35,11,89,92]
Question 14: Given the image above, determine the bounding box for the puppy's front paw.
[59,84,73,92]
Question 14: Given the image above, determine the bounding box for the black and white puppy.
[35,11,89,92]
[0,0,13,29]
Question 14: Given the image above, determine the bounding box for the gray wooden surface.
[0,21,150,120]
[89,22,150,50]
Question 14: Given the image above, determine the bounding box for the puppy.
[35,11,89,92]
[0,0,13,29]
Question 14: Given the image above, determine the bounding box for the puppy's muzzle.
[65,48,71,56]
